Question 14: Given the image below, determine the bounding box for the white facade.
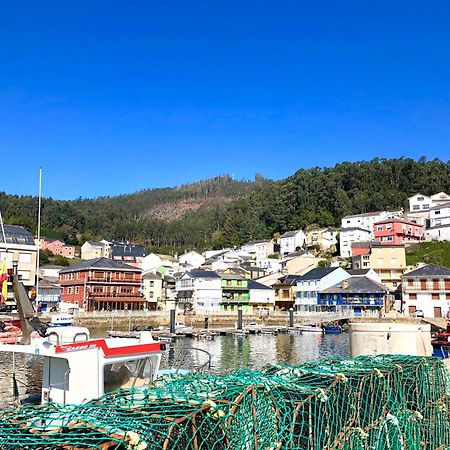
[341,210,402,239]
[429,203,450,228]
[80,241,104,260]
[408,194,432,213]
[425,225,450,242]
[176,272,222,312]
[402,266,450,318]
[431,192,450,206]
[39,265,65,281]
[255,257,282,274]
[141,273,163,307]
[179,251,205,269]
[249,285,275,308]
[241,240,274,259]
[339,228,371,258]
[279,230,306,256]
[295,267,350,312]
[141,253,178,276]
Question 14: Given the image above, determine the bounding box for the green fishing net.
[0,355,448,449]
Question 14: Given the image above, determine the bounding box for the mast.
[35,168,42,308]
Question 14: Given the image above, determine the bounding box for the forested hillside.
[0,158,449,252]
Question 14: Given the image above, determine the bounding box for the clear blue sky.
[1,1,449,199]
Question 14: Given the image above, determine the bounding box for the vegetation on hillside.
[1,158,449,253]
[406,242,450,268]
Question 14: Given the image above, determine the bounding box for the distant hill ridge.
[0,158,448,252]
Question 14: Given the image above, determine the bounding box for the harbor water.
[0,331,349,409]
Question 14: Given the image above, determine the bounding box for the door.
[408,306,416,314]
[434,307,442,318]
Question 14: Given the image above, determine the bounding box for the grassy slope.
[406,241,450,268]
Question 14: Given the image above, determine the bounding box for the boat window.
[103,358,154,393]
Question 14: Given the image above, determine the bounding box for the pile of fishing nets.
[0,354,448,449]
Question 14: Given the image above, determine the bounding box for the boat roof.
[0,336,164,359]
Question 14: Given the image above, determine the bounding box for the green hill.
[0,157,449,252]
[406,242,450,268]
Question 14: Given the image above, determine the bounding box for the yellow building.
[0,225,38,300]
[352,244,406,290]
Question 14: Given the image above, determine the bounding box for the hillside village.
[1,191,450,320]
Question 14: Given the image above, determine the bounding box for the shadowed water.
[0,332,349,409]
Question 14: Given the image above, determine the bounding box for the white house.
[176,270,222,312]
[295,267,350,312]
[141,253,178,276]
[241,240,274,259]
[339,228,371,258]
[431,192,450,207]
[248,279,275,311]
[402,264,450,318]
[279,230,306,256]
[425,202,450,242]
[341,210,402,239]
[39,264,65,282]
[81,241,105,260]
[255,257,282,274]
[409,193,432,212]
[141,272,163,309]
[179,251,205,269]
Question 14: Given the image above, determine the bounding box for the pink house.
[373,219,424,245]
[40,238,76,259]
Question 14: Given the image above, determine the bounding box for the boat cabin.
[0,329,164,405]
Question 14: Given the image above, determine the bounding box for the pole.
[35,168,42,309]
[169,308,176,334]
[289,308,294,328]
[0,210,6,246]
[237,307,243,330]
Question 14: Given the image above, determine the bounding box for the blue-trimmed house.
[318,276,388,316]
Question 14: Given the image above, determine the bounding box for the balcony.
[89,292,141,299]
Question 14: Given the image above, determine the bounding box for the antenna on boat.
[35,168,42,309]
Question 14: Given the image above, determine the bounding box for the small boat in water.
[298,323,324,333]
[323,323,343,334]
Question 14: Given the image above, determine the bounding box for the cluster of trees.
[1,158,449,254]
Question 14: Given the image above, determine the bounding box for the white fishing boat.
[298,323,324,333]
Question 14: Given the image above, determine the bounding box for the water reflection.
[0,332,349,409]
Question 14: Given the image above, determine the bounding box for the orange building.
[373,219,424,246]
[40,238,76,259]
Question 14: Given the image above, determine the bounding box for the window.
[435,210,441,215]
[18,253,32,263]
[376,226,383,231]
[124,273,133,280]
[94,271,105,278]
[226,280,231,286]
[93,286,103,293]
[422,204,429,209]
[149,292,154,298]
[67,287,73,294]
[417,197,424,201]
[432,279,440,290]
[18,270,30,281]
[237,280,242,286]
[409,293,417,300]
[386,224,392,230]
[75,287,79,294]
[413,205,420,210]
[150,281,154,287]
[432,293,440,300]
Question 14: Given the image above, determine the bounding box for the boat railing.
[438,345,450,359]
[46,331,90,346]
[171,347,212,374]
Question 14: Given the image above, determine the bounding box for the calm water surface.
[0,332,349,409]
